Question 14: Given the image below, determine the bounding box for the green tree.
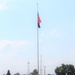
[14,73,20,75]
[55,66,62,75]
[48,74,51,75]
[55,64,75,75]
[30,69,38,75]
[6,70,11,75]
[66,64,75,75]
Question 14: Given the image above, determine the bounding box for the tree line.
[55,64,75,75]
[5,64,75,75]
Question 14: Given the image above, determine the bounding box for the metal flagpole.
[44,66,46,75]
[40,55,42,75]
[27,61,29,75]
[37,2,39,75]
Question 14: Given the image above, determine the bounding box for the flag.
[38,13,41,28]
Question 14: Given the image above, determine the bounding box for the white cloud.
[0,0,16,11]
[40,28,63,40]
[0,0,8,10]
[50,28,62,38]
[0,40,32,51]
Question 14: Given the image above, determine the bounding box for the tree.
[14,73,20,75]
[48,74,51,75]
[6,70,11,75]
[55,64,75,75]
[30,69,38,75]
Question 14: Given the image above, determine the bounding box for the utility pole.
[44,66,46,75]
[27,61,30,75]
[40,55,42,75]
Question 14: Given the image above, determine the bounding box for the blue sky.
[0,0,75,74]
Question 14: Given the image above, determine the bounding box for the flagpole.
[37,2,39,75]
[27,61,29,75]
[40,55,42,75]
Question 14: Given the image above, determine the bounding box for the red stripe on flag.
[38,13,41,28]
